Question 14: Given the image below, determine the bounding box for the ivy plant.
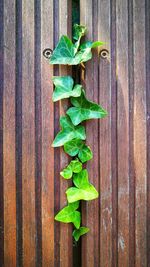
[46,24,107,241]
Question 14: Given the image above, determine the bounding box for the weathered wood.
[128,1,136,266]
[133,0,147,266]
[22,1,36,266]
[41,0,54,266]
[116,0,129,266]
[0,0,4,265]
[3,0,16,266]
[98,0,112,266]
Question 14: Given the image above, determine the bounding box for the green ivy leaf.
[67,90,108,125]
[52,116,86,147]
[64,139,93,163]
[73,24,87,52]
[66,169,99,202]
[52,76,82,102]
[55,201,81,229]
[70,159,82,173]
[73,226,90,241]
[60,159,82,179]
[49,35,76,65]
[73,24,87,42]
[74,40,105,63]
[60,165,72,179]
[49,24,104,65]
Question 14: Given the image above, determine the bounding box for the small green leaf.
[73,226,90,241]
[60,159,82,179]
[73,24,87,52]
[73,24,87,41]
[73,169,89,188]
[60,165,72,179]
[66,169,99,202]
[55,201,81,229]
[64,139,93,163]
[91,41,105,48]
[67,90,108,125]
[52,116,86,147]
[78,145,93,163]
[52,76,82,102]
[70,159,82,173]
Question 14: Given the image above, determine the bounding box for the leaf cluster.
[47,24,107,241]
[49,24,104,65]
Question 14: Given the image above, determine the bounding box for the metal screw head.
[100,49,109,59]
[43,48,53,59]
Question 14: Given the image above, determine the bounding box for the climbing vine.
[44,24,107,242]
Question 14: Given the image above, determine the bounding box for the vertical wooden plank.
[98,1,112,266]
[80,1,100,266]
[22,1,36,266]
[3,0,16,266]
[110,0,118,265]
[128,0,135,266]
[34,0,42,266]
[116,0,129,266]
[0,0,4,265]
[58,1,73,267]
[145,0,150,264]
[133,0,147,266]
[16,0,23,266]
[41,0,54,266]
[53,1,61,266]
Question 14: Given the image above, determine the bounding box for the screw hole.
[43,48,53,59]
[100,49,109,59]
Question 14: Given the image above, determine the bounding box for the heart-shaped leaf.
[73,226,89,241]
[60,159,82,179]
[64,139,93,163]
[49,25,104,65]
[55,201,81,229]
[60,165,72,179]
[67,90,108,125]
[52,116,86,147]
[70,159,82,173]
[66,169,99,202]
[52,76,82,102]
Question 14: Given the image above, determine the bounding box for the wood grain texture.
[98,1,112,266]
[41,0,54,266]
[133,0,147,266]
[22,1,36,266]
[0,0,4,265]
[80,0,148,266]
[3,0,16,266]
[116,0,129,266]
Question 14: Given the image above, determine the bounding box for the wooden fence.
[0,0,149,266]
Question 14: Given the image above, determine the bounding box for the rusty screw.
[43,48,53,59]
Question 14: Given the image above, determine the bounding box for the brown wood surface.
[3,1,16,266]
[0,0,149,266]
[98,1,112,266]
[80,0,149,267]
[41,0,54,266]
